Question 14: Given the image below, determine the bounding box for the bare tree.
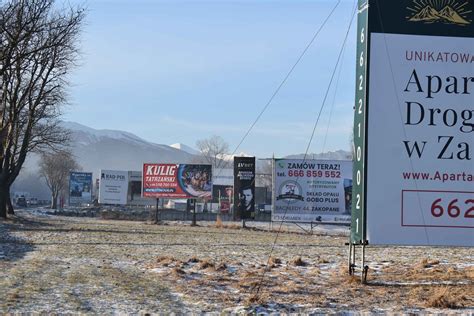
[0,0,84,217]
[196,135,230,170]
[39,150,79,209]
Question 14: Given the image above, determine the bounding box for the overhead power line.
[253,0,357,299]
[228,0,342,158]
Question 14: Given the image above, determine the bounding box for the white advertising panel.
[272,159,352,222]
[99,170,129,205]
[366,33,474,246]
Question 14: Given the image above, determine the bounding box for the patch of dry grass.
[289,256,307,267]
[187,256,200,263]
[268,256,282,265]
[416,258,440,269]
[197,259,215,270]
[215,216,223,228]
[2,210,473,314]
[170,267,186,277]
[215,262,227,271]
[426,287,462,309]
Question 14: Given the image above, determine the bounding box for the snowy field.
[0,209,472,314]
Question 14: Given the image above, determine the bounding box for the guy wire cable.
[321,42,346,154]
[253,0,357,299]
[210,0,342,213]
[303,2,356,161]
[226,0,342,160]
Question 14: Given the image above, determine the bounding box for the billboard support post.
[361,243,368,283]
[154,198,160,224]
[192,200,196,226]
[348,243,354,275]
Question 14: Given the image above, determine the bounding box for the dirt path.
[0,210,472,314]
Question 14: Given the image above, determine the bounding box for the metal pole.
[352,242,356,275]
[348,242,353,275]
[361,243,366,283]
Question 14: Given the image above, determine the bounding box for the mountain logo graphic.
[407,0,472,25]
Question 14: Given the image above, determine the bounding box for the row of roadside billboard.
[68,158,352,222]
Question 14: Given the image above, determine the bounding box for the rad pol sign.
[352,0,474,247]
[99,170,129,205]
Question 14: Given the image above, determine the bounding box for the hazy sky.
[65,0,357,157]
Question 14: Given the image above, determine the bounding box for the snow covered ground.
[0,209,472,314]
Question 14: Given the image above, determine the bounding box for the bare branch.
[196,135,230,170]
[0,0,85,216]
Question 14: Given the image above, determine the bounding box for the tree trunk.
[51,193,58,209]
[0,184,9,218]
[6,193,14,215]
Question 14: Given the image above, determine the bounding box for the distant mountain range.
[62,121,199,174]
[12,121,351,198]
[285,150,352,161]
[409,5,470,25]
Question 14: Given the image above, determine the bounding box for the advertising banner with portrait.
[272,159,352,223]
[212,185,233,203]
[212,185,233,213]
[234,157,255,220]
[69,172,93,205]
[98,170,129,205]
[142,163,212,199]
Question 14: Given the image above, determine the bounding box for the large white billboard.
[99,170,129,205]
[366,33,473,246]
[272,159,352,222]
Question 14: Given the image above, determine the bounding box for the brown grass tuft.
[171,267,186,276]
[245,292,269,305]
[241,269,261,278]
[156,256,178,266]
[289,256,307,267]
[426,287,462,309]
[198,259,215,270]
[238,278,260,290]
[306,267,321,277]
[416,258,440,269]
[343,274,360,284]
[224,223,241,230]
[215,262,227,271]
[215,215,223,228]
[318,257,330,264]
[268,256,282,265]
[465,267,474,279]
[188,256,200,263]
